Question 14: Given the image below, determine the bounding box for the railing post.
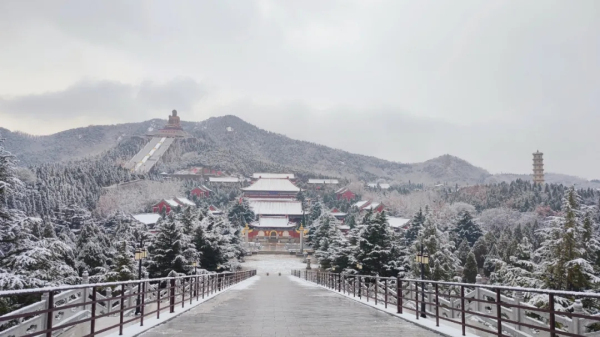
[338,274,341,292]
[384,279,388,308]
[157,283,161,319]
[397,277,402,314]
[375,277,378,305]
[572,299,583,335]
[82,271,90,311]
[512,290,523,331]
[140,282,146,326]
[182,278,186,308]
[435,283,439,327]
[119,284,125,335]
[170,279,176,313]
[91,286,97,335]
[496,288,501,336]
[353,276,356,297]
[461,285,466,336]
[202,275,206,299]
[45,291,54,337]
[358,276,362,299]
[549,294,556,337]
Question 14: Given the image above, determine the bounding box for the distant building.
[248,216,301,243]
[335,187,356,201]
[208,205,223,216]
[152,197,196,214]
[353,200,385,213]
[248,200,304,220]
[208,177,241,184]
[191,185,212,198]
[132,213,161,228]
[307,179,339,188]
[330,208,347,221]
[242,178,301,199]
[252,173,295,180]
[170,167,222,180]
[533,151,545,184]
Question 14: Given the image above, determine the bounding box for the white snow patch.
[241,255,306,274]
[230,276,260,290]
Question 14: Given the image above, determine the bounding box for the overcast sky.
[0,1,598,178]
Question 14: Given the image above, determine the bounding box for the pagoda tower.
[532,151,544,184]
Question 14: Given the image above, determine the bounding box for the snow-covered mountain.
[1,115,595,187]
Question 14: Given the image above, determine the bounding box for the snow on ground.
[241,254,306,274]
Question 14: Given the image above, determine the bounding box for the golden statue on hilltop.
[165,110,182,130]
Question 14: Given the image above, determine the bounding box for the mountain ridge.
[1,115,596,187]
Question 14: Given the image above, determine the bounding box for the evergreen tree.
[147,214,195,277]
[456,239,470,265]
[472,237,488,269]
[355,211,403,277]
[453,210,483,246]
[227,198,255,226]
[405,208,425,245]
[462,252,478,283]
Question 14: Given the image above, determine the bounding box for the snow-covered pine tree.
[355,211,403,277]
[471,237,488,269]
[404,208,425,245]
[75,220,114,281]
[536,187,599,291]
[453,210,483,246]
[227,198,255,226]
[147,214,196,277]
[456,239,470,265]
[413,211,460,281]
[462,252,477,283]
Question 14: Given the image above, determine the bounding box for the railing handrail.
[295,270,600,299]
[0,272,234,297]
[0,270,257,337]
[292,269,597,337]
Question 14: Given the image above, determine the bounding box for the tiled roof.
[248,200,303,216]
[133,213,161,225]
[175,197,196,206]
[242,179,301,192]
[209,177,240,183]
[388,217,411,228]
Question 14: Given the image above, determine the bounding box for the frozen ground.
[241,254,306,274]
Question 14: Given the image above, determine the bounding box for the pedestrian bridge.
[1,266,599,337]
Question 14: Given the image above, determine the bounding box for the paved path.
[138,273,440,337]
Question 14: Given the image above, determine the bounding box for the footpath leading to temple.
[138,272,440,337]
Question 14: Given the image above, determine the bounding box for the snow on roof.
[242,179,301,192]
[175,197,195,206]
[367,183,378,188]
[388,217,411,228]
[379,183,391,189]
[194,185,212,192]
[332,211,347,217]
[337,225,350,230]
[335,187,348,194]
[308,179,339,184]
[364,202,381,210]
[250,217,295,228]
[252,173,295,179]
[248,200,303,216]
[209,177,240,183]
[353,200,370,209]
[133,213,161,225]
[163,199,179,207]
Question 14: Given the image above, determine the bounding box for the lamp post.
[134,244,147,315]
[415,246,429,318]
[192,261,198,275]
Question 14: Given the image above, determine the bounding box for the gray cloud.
[0,0,598,179]
[0,78,206,120]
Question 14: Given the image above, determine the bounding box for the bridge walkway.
[138,273,440,337]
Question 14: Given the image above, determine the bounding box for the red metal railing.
[0,270,256,337]
[292,270,600,337]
